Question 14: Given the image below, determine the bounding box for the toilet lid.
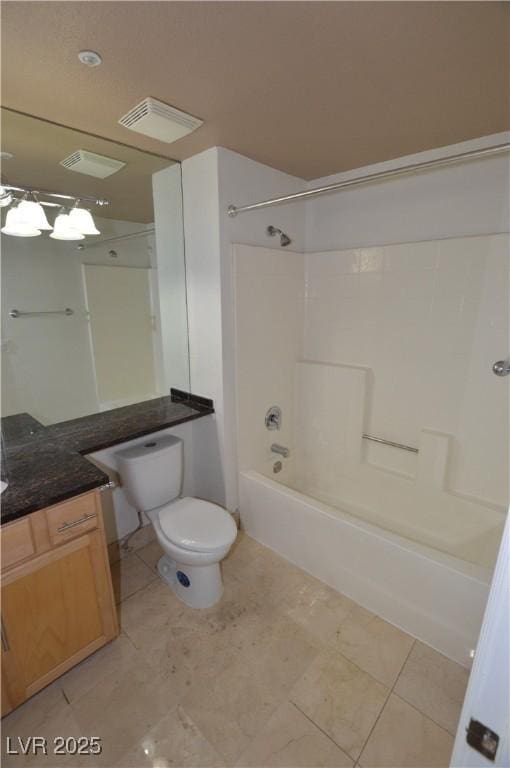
[157,497,237,553]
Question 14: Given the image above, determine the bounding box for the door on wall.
[450,512,509,767]
[83,265,157,408]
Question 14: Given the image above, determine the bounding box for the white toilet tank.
[116,435,183,511]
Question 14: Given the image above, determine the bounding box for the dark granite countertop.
[1,394,214,525]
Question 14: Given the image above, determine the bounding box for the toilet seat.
[157,497,237,554]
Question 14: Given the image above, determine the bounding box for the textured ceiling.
[1,1,509,180]
[1,109,173,222]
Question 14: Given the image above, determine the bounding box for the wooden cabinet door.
[1,529,117,711]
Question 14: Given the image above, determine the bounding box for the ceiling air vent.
[60,150,126,179]
[118,97,203,143]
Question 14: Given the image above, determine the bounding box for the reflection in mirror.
[1,109,190,424]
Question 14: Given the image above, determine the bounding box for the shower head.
[267,225,291,247]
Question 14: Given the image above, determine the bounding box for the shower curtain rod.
[77,227,155,249]
[226,142,510,217]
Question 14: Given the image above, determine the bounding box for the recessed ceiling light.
[0,152,14,160]
[78,50,102,67]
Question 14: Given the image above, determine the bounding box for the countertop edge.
[1,398,214,525]
[0,473,109,526]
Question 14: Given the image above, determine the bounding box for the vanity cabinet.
[1,490,118,716]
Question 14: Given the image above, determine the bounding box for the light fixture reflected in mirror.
[1,202,41,237]
[69,205,100,235]
[0,183,105,238]
[17,197,53,230]
[49,209,85,241]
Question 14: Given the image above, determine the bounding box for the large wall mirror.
[1,108,190,425]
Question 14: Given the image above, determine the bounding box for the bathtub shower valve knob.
[492,358,510,376]
[265,406,282,431]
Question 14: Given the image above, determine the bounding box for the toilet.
[116,435,237,609]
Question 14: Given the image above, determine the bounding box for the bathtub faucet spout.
[271,443,289,458]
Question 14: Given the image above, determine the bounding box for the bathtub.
[239,469,494,667]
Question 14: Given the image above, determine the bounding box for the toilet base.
[157,555,224,609]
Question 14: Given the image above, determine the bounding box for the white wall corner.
[216,147,306,511]
[181,148,227,505]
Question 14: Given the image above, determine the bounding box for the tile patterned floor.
[2,530,468,768]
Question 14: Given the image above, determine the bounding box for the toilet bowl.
[116,435,237,608]
[146,496,237,608]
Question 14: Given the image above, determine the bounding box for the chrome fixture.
[265,405,282,430]
[0,184,105,240]
[227,142,510,217]
[492,358,510,377]
[0,183,109,208]
[267,225,291,247]
[56,512,96,534]
[9,308,74,319]
[271,443,290,458]
[362,434,419,454]
[99,480,116,493]
[77,227,155,250]
[273,461,283,474]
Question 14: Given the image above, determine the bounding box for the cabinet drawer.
[46,495,98,545]
[1,518,35,570]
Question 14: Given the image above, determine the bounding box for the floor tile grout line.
[290,700,357,764]
[121,628,139,652]
[318,643,403,693]
[389,690,459,738]
[240,563,421,765]
[355,679,393,762]
[133,547,160,572]
[114,566,159,606]
[108,533,158,566]
[388,639,462,737]
[173,703,225,766]
[223,692,287,767]
[356,638,417,762]
[391,637,416,693]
